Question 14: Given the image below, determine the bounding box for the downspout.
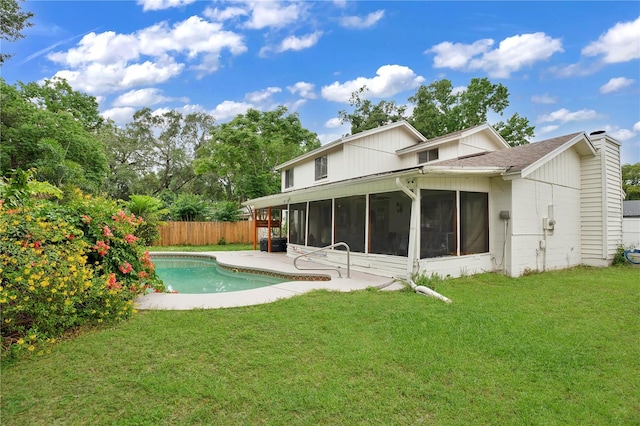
[395,177,452,304]
[395,177,417,278]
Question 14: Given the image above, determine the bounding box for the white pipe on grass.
[407,279,452,304]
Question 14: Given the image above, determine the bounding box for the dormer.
[396,123,511,168]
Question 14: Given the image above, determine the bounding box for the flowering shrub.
[0,186,164,357]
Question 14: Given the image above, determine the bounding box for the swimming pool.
[152,256,285,294]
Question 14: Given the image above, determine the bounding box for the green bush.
[211,200,241,222]
[0,185,164,358]
[126,195,168,245]
[410,271,447,291]
[613,243,636,266]
[170,193,211,221]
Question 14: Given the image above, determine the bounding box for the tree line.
[1,75,532,208]
[2,76,639,223]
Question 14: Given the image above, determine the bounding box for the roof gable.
[275,120,425,171]
[396,123,510,155]
[424,132,595,177]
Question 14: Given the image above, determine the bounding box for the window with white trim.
[284,168,294,188]
[315,155,327,180]
[417,148,439,164]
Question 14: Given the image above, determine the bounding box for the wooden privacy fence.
[155,221,253,246]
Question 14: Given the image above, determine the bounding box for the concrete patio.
[135,250,404,310]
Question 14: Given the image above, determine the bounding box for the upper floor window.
[284,168,294,188]
[315,155,328,180]
[417,148,439,164]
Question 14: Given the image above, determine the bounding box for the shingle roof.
[623,200,640,217]
[430,132,584,173]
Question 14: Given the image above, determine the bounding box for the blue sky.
[4,1,640,165]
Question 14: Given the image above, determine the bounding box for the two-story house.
[244,121,622,279]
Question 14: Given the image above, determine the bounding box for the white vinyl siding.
[604,141,623,257]
[527,149,582,189]
[581,135,622,265]
[509,179,582,275]
[622,217,640,248]
[342,127,418,179]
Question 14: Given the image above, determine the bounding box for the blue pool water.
[152,257,285,294]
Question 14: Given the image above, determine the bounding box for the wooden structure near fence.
[155,221,253,246]
[252,206,285,252]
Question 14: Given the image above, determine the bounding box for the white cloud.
[112,88,188,107]
[325,117,342,128]
[321,64,425,103]
[137,0,196,12]
[52,60,185,94]
[47,16,246,95]
[427,39,494,69]
[537,108,602,123]
[582,16,640,63]
[608,128,636,141]
[339,10,385,29]
[531,94,557,104]
[537,125,560,135]
[101,107,136,124]
[48,31,137,67]
[287,82,317,99]
[634,121,640,132]
[203,6,247,22]
[285,99,307,112]
[277,32,322,53]
[548,62,600,78]
[427,32,563,78]
[600,77,635,94]
[318,132,345,145]
[245,87,282,103]
[210,100,253,121]
[243,1,304,30]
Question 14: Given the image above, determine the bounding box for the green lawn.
[2,266,638,425]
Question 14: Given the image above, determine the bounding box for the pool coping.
[152,252,332,282]
[134,251,402,310]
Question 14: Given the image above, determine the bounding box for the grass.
[146,243,254,252]
[1,266,639,425]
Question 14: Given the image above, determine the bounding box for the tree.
[125,108,216,195]
[195,106,320,202]
[341,78,535,147]
[0,0,34,64]
[20,77,104,132]
[407,79,459,138]
[0,78,108,192]
[493,113,535,147]
[211,200,241,222]
[622,163,640,200]
[408,77,534,147]
[338,86,407,135]
[99,119,165,200]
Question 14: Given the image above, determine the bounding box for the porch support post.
[253,209,258,250]
[267,206,272,253]
[396,177,419,278]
